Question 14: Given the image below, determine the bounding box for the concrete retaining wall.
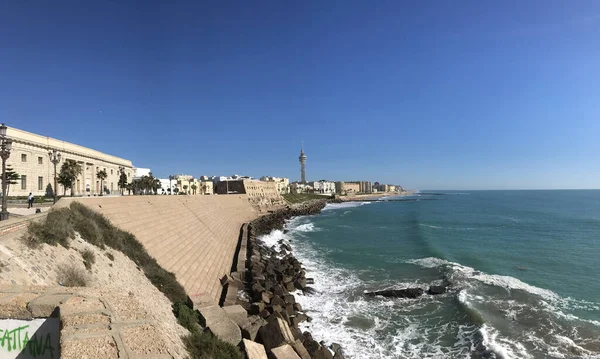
[56,195,259,303]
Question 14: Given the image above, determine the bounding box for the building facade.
[260,176,290,195]
[310,180,336,194]
[290,182,313,194]
[6,126,134,197]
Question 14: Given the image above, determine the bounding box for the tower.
[299,142,307,184]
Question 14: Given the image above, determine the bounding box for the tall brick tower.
[299,142,307,184]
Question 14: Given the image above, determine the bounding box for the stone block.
[257,317,295,352]
[223,305,248,327]
[271,344,301,359]
[241,315,266,341]
[27,293,71,317]
[243,338,268,359]
[198,305,242,346]
[292,339,311,359]
[0,293,39,319]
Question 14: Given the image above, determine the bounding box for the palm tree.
[96,169,107,196]
[191,184,197,195]
[183,185,188,195]
[4,165,20,197]
[174,187,179,195]
[57,159,82,196]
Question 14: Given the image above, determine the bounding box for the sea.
[258,190,600,359]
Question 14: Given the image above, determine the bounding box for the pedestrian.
[28,192,33,209]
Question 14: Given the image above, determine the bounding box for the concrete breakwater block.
[271,343,302,359]
[257,317,295,352]
[197,305,242,346]
[243,338,268,359]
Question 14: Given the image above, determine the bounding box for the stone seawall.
[56,195,259,304]
[233,199,346,358]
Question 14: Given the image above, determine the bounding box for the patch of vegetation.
[81,248,96,270]
[283,193,333,204]
[183,329,243,359]
[57,263,89,287]
[24,202,187,303]
[26,209,74,247]
[25,201,241,358]
[106,252,115,261]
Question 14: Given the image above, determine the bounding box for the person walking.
[28,193,33,209]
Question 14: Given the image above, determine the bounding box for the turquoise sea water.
[259,190,600,358]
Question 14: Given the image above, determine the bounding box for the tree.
[4,165,20,197]
[174,187,179,195]
[191,184,197,195]
[45,183,54,198]
[96,169,107,196]
[57,160,82,196]
[183,185,188,195]
[118,171,128,195]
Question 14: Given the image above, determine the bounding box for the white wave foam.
[479,324,532,359]
[257,229,285,248]
[293,223,317,232]
[322,202,371,211]
[419,224,443,229]
[407,257,560,301]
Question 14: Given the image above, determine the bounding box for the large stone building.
[6,126,134,197]
[260,176,290,194]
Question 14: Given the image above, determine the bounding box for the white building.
[290,182,313,194]
[260,176,290,194]
[310,180,336,194]
[133,167,151,179]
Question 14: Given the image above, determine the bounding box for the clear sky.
[2,1,599,190]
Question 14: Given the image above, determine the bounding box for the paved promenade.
[56,195,259,304]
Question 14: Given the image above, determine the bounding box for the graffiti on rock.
[0,319,59,359]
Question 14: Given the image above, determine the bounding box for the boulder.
[283,294,296,304]
[243,338,268,359]
[364,288,424,299]
[197,305,242,346]
[293,303,303,312]
[292,339,311,359]
[271,344,302,359]
[285,282,296,292]
[251,302,266,315]
[271,295,286,307]
[294,278,307,290]
[241,315,266,341]
[427,286,447,295]
[257,317,296,352]
[223,305,248,327]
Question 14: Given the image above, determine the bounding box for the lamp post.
[48,149,61,204]
[169,175,173,195]
[0,124,13,220]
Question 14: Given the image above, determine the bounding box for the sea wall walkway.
[56,195,259,304]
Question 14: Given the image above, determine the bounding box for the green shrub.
[172,302,200,332]
[26,208,74,247]
[57,264,89,287]
[81,248,96,270]
[183,330,243,359]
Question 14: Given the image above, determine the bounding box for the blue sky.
[2,1,599,189]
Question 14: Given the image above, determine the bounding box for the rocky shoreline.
[241,199,345,358]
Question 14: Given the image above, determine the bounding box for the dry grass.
[81,248,96,270]
[57,263,89,287]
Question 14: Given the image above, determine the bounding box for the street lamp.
[0,124,13,221]
[168,175,173,195]
[48,149,61,204]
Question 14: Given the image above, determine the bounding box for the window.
[38,177,43,191]
[38,156,43,164]
[110,169,113,175]
[21,154,27,162]
[21,175,27,190]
